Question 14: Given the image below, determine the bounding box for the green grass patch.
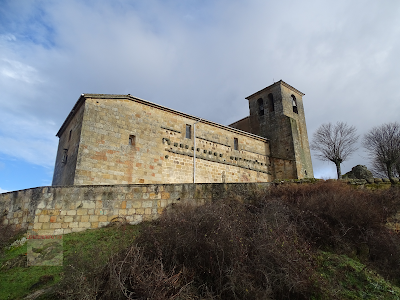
[0,224,141,300]
[318,251,400,299]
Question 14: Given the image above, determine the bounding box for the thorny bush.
[56,181,400,299]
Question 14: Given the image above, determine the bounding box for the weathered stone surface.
[1,183,273,235]
[52,95,273,186]
[344,165,373,180]
[232,80,313,180]
[52,81,314,186]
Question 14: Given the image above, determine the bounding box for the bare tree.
[363,122,400,183]
[311,122,359,179]
[370,157,400,179]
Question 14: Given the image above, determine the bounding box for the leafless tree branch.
[363,122,400,183]
[311,122,359,179]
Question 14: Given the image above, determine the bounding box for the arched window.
[257,98,264,116]
[268,93,274,112]
[291,95,298,114]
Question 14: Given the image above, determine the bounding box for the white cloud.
[0,34,16,42]
[0,188,9,194]
[0,113,57,168]
[1,58,41,84]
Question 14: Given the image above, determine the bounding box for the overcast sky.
[1,0,399,192]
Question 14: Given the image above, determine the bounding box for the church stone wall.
[55,96,271,186]
[52,101,85,186]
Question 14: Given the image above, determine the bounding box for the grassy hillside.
[1,181,399,299]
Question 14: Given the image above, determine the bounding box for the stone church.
[52,80,313,186]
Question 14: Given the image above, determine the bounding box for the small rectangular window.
[234,138,238,150]
[186,125,191,139]
[68,129,72,141]
[62,149,68,164]
[129,135,136,146]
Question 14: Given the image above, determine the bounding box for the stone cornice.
[245,80,305,100]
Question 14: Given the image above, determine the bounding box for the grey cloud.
[0,0,399,178]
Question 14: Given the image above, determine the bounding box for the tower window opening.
[268,93,274,112]
[129,135,136,146]
[305,170,307,176]
[257,98,264,116]
[234,138,238,150]
[62,149,68,164]
[186,124,191,139]
[292,95,298,114]
[68,129,72,141]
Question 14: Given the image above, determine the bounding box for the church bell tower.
[240,80,313,179]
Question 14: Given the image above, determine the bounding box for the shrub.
[0,223,22,256]
[266,181,400,282]
[100,199,323,299]
[56,181,400,299]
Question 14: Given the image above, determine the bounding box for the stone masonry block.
[79,222,91,228]
[38,215,50,223]
[54,229,64,235]
[33,223,43,229]
[91,222,99,228]
[131,201,142,208]
[149,193,161,199]
[98,215,107,222]
[77,208,88,215]
[66,210,77,216]
[82,201,96,209]
[89,215,99,222]
[50,223,62,229]
[81,215,90,222]
[142,201,153,208]
[69,222,79,228]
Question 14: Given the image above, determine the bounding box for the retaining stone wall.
[0,183,272,235]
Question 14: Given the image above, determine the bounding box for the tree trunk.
[387,163,395,184]
[335,161,342,179]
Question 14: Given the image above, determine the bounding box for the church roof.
[245,80,305,100]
